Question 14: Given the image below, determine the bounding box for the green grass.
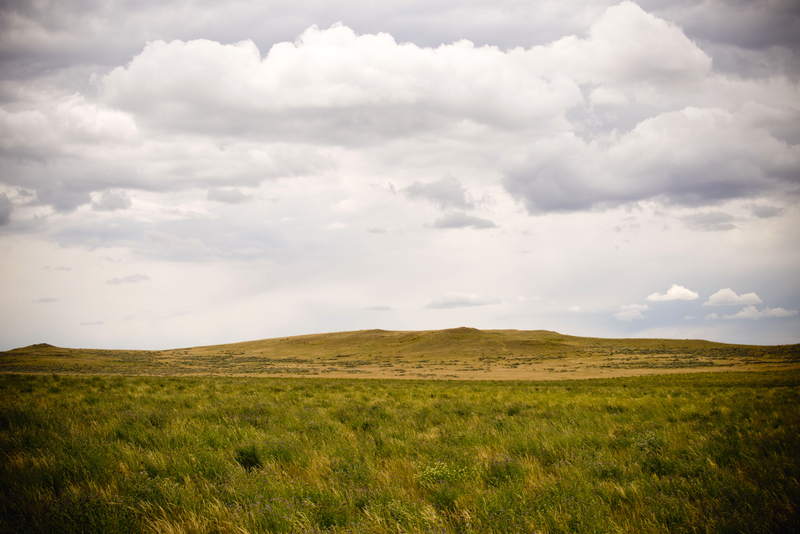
[1,372,799,533]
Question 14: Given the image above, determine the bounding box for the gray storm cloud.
[0,194,12,225]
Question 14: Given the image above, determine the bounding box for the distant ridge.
[2,328,798,380]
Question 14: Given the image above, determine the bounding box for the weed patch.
[234,445,261,471]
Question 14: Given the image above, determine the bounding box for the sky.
[1,0,799,350]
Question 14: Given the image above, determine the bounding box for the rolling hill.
[2,327,799,379]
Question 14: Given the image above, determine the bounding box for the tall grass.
[1,372,798,533]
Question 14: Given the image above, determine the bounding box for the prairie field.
[1,369,799,533]
[2,328,799,379]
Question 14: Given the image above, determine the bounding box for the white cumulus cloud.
[724,306,799,320]
[646,284,699,301]
[425,292,501,309]
[704,288,762,306]
[101,26,581,137]
[613,303,649,321]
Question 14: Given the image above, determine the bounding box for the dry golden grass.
[2,327,798,379]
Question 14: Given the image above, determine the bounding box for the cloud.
[681,212,737,232]
[647,284,699,301]
[404,175,473,210]
[568,305,581,312]
[425,292,501,309]
[3,6,798,217]
[1,1,799,351]
[763,308,799,318]
[503,105,799,214]
[0,93,138,161]
[100,28,582,141]
[662,0,800,53]
[613,303,649,321]
[33,185,94,213]
[106,274,150,285]
[0,94,142,210]
[0,193,12,225]
[428,212,496,229]
[1,0,795,80]
[705,313,719,320]
[33,298,57,303]
[79,1,717,151]
[750,204,785,219]
[529,2,712,87]
[704,288,762,306]
[145,230,209,261]
[208,188,252,204]
[92,190,132,211]
[0,93,336,211]
[365,305,393,311]
[724,306,799,320]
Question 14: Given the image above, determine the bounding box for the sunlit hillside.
[2,328,798,379]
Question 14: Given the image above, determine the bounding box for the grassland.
[1,371,799,533]
[1,329,799,532]
[2,328,799,379]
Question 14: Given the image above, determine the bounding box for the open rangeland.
[1,329,799,533]
[2,328,799,379]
